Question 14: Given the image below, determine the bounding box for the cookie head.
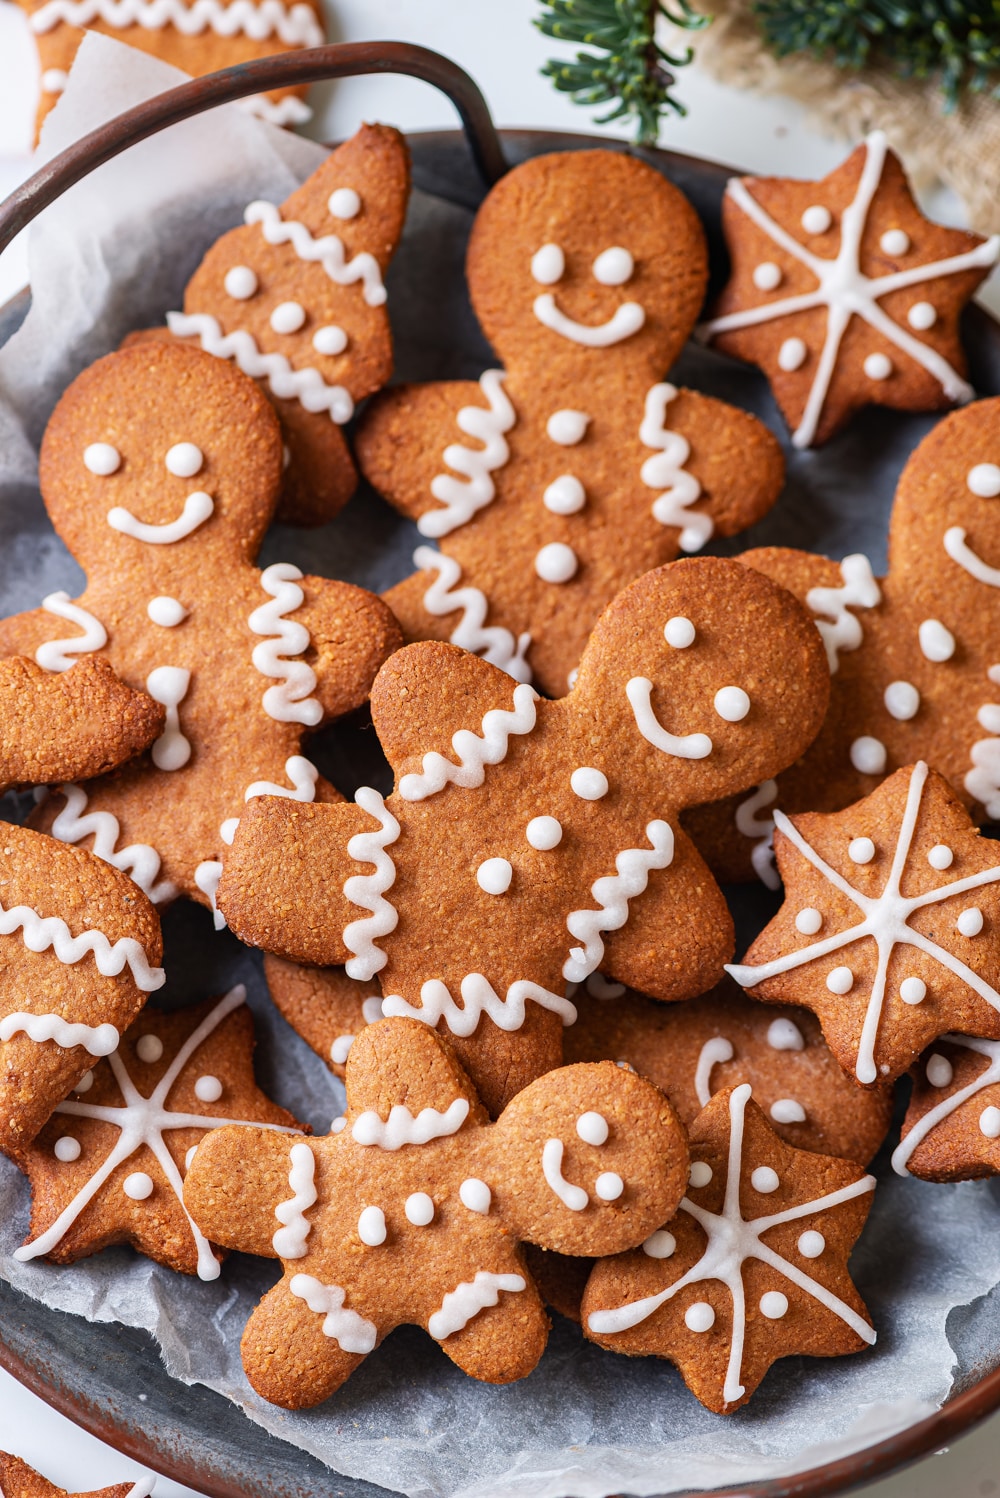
[467,149,708,380]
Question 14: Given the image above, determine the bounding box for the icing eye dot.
[643,1229,676,1258]
[928,844,953,870]
[592,247,634,285]
[958,907,984,937]
[688,1161,712,1188]
[685,1301,715,1332]
[899,977,927,1005]
[850,736,886,775]
[270,301,307,335]
[147,595,187,627]
[595,1171,624,1201]
[980,1105,1000,1139]
[908,301,937,331]
[760,1290,789,1320]
[664,616,696,648]
[848,837,875,864]
[123,1171,154,1201]
[527,815,562,850]
[826,966,854,995]
[74,1070,94,1094]
[926,1053,954,1088]
[477,857,513,895]
[795,907,822,935]
[778,337,807,372]
[577,1111,609,1146]
[535,541,579,583]
[880,229,910,256]
[313,324,349,356]
[459,1178,491,1214]
[968,463,1000,498]
[864,352,893,381]
[714,686,750,722]
[571,767,608,801]
[753,262,782,291]
[531,243,565,285]
[547,409,590,446]
[223,265,258,300]
[798,1230,825,1258]
[358,1205,386,1245]
[185,1145,199,1170]
[404,1192,435,1226]
[751,1166,779,1194]
[884,680,920,721]
[543,475,586,515]
[801,204,832,235]
[84,442,121,476]
[918,619,955,662]
[767,1018,804,1052]
[54,1136,81,1162]
[194,1074,223,1102]
[135,1034,163,1063]
[328,187,361,219]
[770,1099,807,1124]
[165,442,203,478]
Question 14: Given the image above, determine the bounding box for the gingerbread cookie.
[0,1453,151,1498]
[356,147,784,696]
[700,131,999,447]
[729,762,1000,1087]
[893,1035,1000,1181]
[0,340,401,917]
[219,555,829,1113]
[165,123,410,526]
[582,1084,876,1413]
[263,953,383,1077]
[183,1015,689,1407]
[16,984,302,1279]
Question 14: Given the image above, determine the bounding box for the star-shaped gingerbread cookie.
[893,1034,1000,1181]
[0,1452,152,1498]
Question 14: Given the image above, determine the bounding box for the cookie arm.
[293,577,402,722]
[432,1260,550,1383]
[667,389,785,537]
[241,1276,372,1408]
[183,1125,303,1258]
[355,381,494,527]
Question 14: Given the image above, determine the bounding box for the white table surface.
[0,2,999,1492]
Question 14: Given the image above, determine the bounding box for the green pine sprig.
[536,0,711,146]
[751,0,1000,110]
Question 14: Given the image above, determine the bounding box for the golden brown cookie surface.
[0,1451,146,1498]
[894,1034,1000,1181]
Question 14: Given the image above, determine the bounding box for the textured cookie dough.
[0,1451,150,1498]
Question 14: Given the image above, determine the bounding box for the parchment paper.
[1,36,1000,1497]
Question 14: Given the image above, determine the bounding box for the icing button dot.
[194,1074,223,1102]
[795,907,822,935]
[918,620,955,662]
[527,815,562,850]
[358,1206,386,1246]
[54,1136,81,1162]
[664,616,696,648]
[801,204,832,235]
[595,1172,624,1201]
[223,265,257,300]
[535,542,578,584]
[592,247,633,285]
[643,1229,676,1258]
[778,337,807,372]
[84,443,121,476]
[531,243,565,285]
[928,844,954,870]
[270,301,307,334]
[543,475,586,514]
[577,1111,609,1145]
[328,187,361,219]
[767,1018,804,1052]
[477,857,513,895]
[571,767,608,800]
[136,1034,163,1063]
[330,1115,348,1133]
[123,1171,154,1201]
[798,1230,825,1258]
[926,1053,954,1088]
[900,977,927,1005]
[688,1161,712,1188]
[714,686,750,722]
[880,229,910,256]
[404,1192,435,1226]
[147,596,187,627]
[958,907,984,937]
[313,325,349,356]
[967,463,1000,498]
[850,736,887,775]
[459,1178,491,1214]
[884,680,920,720]
[770,1099,807,1124]
[908,301,937,331]
[848,837,875,864]
[826,966,854,995]
[752,262,782,291]
[864,352,893,381]
[980,1105,1000,1139]
[74,1070,94,1094]
[547,409,589,446]
[685,1301,715,1332]
[751,1166,779,1194]
[760,1290,789,1319]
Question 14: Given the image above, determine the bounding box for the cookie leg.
[433,1279,549,1384]
[241,1280,370,1408]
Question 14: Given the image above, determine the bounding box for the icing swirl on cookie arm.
[0,898,164,991]
[381,976,576,1035]
[35,592,107,672]
[563,821,675,982]
[805,555,881,672]
[427,1271,527,1340]
[249,562,322,726]
[244,199,386,307]
[639,383,709,553]
[414,548,532,684]
[342,786,400,981]
[417,371,516,538]
[49,784,175,904]
[397,679,539,801]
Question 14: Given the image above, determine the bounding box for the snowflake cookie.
[0,1451,152,1498]
[700,131,998,447]
[582,1083,875,1413]
[356,146,785,696]
[183,1014,689,1407]
[729,762,1000,1086]
[219,555,829,1114]
[894,1034,1000,1181]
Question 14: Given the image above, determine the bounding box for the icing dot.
[753,262,782,291]
[900,977,927,1005]
[330,1115,347,1133]
[767,1018,804,1052]
[864,352,893,381]
[358,1206,386,1245]
[270,301,307,334]
[801,204,832,234]
[928,845,954,870]
[567,668,579,690]
[751,1166,779,1194]
[477,857,513,895]
[848,837,875,864]
[798,1230,825,1258]
[979,704,1000,734]
[405,1192,435,1226]
[688,1161,712,1188]
[795,907,822,935]
[577,1111,609,1145]
[908,301,937,331]
[123,1171,154,1201]
[74,1071,94,1094]
[880,229,910,256]
[967,463,1000,498]
[760,1290,789,1319]
[535,541,579,583]
[958,907,984,937]
[165,442,203,478]
[313,325,349,356]
[980,1105,1000,1139]
[330,1035,353,1065]
[328,187,361,219]
[826,966,854,995]
[918,620,955,662]
[223,265,257,300]
[685,1301,715,1332]
[527,815,562,850]
[194,1074,223,1102]
[643,1229,676,1258]
[595,1172,624,1201]
[547,409,589,446]
[135,1034,163,1063]
[41,68,68,93]
[778,337,807,372]
[850,736,886,775]
[664,616,696,648]
[543,475,586,514]
[592,247,633,285]
[84,443,120,476]
[185,1146,198,1170]
[714,686,750,722]
[926,1053,954,1088]
[54,1136,81,1162]
[531,243,565,285]
[770,1099,807,1125]
[884,680,920,720]
[147,596,187,627]
[571,767,608,801]
[459,1178,491,1214]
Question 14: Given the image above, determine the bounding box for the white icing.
[753,262,782,291]
[83,443,120,475]
[244,198,385,306]
[534,542,578,583]
[136,1034,163,1063]
[526,815,562,850]
[358,1205,386,1245]
[593,247,634,285]
[0,1013,119,1056]
[414,547,532,684]
[194,1074,223,1102]
[734,780,780,890]
[147,595,187,627]
[626,677,712,759]
[418,371,515,538]
[41,67,68,92]
[806,555,881,672]
[546,409,589,445]
[767,1018,804,1051]
[827,966,854,994]
[54,1136,81,1162]
[981,1105,1000,1137]
[459,1178,491,1214]
[428,1270,526,1340]
[240,95,313,127]
[760,1290,789,1319]
[313,324,348,355]
[751,1165,779,1193]
[165,442,202,478]
[124,1171,154,1200]
[908,301,937,331]
[405,1192,435,1226]
[918,619,955,662]
[880,229,910,256]
[714,686,750,722]
[770,1099,807,1124]
[570,767,608,800]
[30,0,323,41]
[108,490,214,544]
[224,265,257,300]
[639,382,709,552]
[801,205,832,235]
[664,616,696,648]
[798,1229,825,1258]
[398,679,538,801]
[893,1034,1000,1174]
[543,475,586,515]
[577,1111,609,1145]
[289,1274,377,1353]
[689,1161,712,1188]
[145,665,191,772]
[270,301,306,335]
[694,1036,734,1107]
[685,1301,716,1331]
[643,1229,676,1258]
[778,337,807,372]
[864,352,893,381]
[0,898,163,992]
[967,734,1000,820]
[585,972,626,999]
[351,1098,469,1150]
[850,736,887,775]
[329,188,361,220]
[248,562,321,727]
[531,243,564,285]
[542,1137,588,1210]
[477,857,513,894]
[967,462,1000,499]
[796,908,823,935]
[563,820,674,982]
[884,680,920,720]
[343,786,400,982]
[381,977,576,1036]
[36,593,107,672]
[595,1171,624,1200]
[958,906,984,937]
[900,976,926,1004]
[533,292,644,347]
[928,845,954,870]
[849,836,875,864]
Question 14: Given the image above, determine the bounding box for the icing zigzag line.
[805,554,881,673]
[418,370,516,538]
[30,0,324,44]
[0,900,164,992]
[382,975,577,1036]
[245,200,386,307]
[343,786,400,981]
[249,562,321,727]
[563,820,675,982]
[639,382,709,553]
[415,547,532,685]
[50,784,176,904]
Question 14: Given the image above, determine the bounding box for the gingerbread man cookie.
[730,762,1000,1086]
[219,556,829,1113]
[356,147,785,696]
[582,1084,876,1413]
[700,131,999,447]
[893,1035,1000,1182]
[165,123,410,526]
[183,1015,689,1407]
[0,1453,151,1498]
[0,340,401,916]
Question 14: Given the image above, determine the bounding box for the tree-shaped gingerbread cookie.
[356,147,785,696]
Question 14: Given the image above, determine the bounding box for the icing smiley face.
[530,239,645,348]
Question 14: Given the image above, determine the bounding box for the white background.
[0,1,998,1492]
